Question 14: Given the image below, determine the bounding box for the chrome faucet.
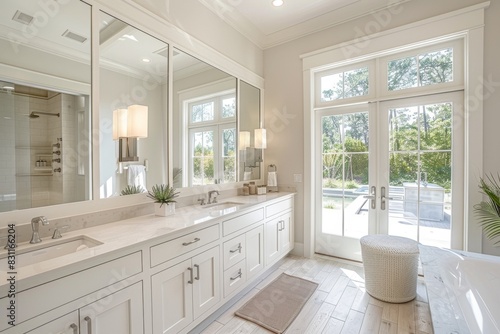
[208,190,220,204]
[30,216,49,244]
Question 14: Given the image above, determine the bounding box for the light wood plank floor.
[202,255,434,334]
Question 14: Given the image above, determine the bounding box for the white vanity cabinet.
[151,246,220,334]
[245,224,264,280]
[25,282,143,334]
[25,312,78,334]
[265,198,294,266]
[79,282,143,334]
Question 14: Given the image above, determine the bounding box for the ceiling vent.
[12,10,34,25]
[62,29,88,43]
[154,47,168,58]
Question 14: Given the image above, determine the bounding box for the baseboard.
[291,242,304,257]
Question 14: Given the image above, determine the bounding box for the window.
[187,92,236,186]
[387,48,453,91]
[320,67,369,102]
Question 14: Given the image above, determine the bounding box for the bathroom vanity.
[0,192,294,334]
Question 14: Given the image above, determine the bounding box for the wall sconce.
[239,131,250,150]
[113,104,148,162]
[254,128,266,162]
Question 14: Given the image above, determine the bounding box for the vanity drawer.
[223,208,264,236]
[150,224,219,267]
[266,197,293,218]
[0,251,142,331]
[223,259,246,297]
[223,234,246,269]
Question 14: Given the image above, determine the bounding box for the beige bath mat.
[235,273,318,333]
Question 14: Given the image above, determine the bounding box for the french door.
[315,92,463,261]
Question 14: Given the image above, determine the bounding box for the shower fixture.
[29,111,60,118]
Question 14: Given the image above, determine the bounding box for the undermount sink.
[202,201,244,217]
[0,235,102,269]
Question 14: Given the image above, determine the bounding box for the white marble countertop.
[0,192,293,292]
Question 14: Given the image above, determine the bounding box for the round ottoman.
[360,234,419,303]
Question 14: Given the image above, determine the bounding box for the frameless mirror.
[172,48,237,188]
[98,11,168,198]
[239,80,262,181]
[0,0,92,213]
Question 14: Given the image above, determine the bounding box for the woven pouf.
[360,234,419,303]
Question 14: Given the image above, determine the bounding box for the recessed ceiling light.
[272,0,284,7]
[2,85,14,90]
[142,58,151,63]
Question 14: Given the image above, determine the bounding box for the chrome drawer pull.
[182,237,200,246]
[70,323,78,334]
[229,244,242,253]
[230,269,242,281]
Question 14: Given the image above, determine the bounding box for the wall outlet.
[293,174,302,183]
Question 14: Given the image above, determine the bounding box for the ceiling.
[198,0,410,49]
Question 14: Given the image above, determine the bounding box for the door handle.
[70,323,78,334]
[187,267,194,284]
[380,186,394,210]
[84,316,92,334]
[363,186,376,209]
[194,264,200,280]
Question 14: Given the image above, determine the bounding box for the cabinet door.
[192,246,220,319]
[25,311,79,334]
[79,282,143,334]
[246,225,264,279]
[265,218,280,265]
[279,212,293,254]
[152,259,193,334]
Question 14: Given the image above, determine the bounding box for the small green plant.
[323,201,336,209]
[474,174,500,244]
[147,184,179,207]
[120,185,144,196]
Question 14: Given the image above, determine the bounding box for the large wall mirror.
[172,49,262,189]
[172,48,237,188]
[0,1,263,219]
[0,0,92,213]
[98,11,169,198]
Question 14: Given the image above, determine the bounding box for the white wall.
[263,0,500,255]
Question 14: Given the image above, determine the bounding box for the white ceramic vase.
[154,202,175,216]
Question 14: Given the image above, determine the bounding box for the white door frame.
[302,4,486,258]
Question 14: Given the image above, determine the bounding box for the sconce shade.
[239,131,250,150]
[112,105,148,140]
[254,128,267,149]
[127,104,148,138]
[112,108,128,140]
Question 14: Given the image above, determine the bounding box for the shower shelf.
[34,167,53,172]
[16,173,53,177]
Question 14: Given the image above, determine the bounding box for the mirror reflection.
[172,49,237,188]
[0,0,92,213]
[98,11,168,198]
[239,81,262,181]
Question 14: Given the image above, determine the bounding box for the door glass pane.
[387,48,453,91]
[222,128,236,183]
[322,112,369,238]
[320,67,369,102]
[191,130,214,185]
[388,103,452,248]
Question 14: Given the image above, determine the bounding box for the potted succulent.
[474,174,500,244]
[147,184,180,216]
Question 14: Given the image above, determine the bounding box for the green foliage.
[120,185,144,196]
[147,184,179,207]
[474,174,500,244]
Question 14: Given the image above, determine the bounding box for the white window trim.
[301,2,488,258]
